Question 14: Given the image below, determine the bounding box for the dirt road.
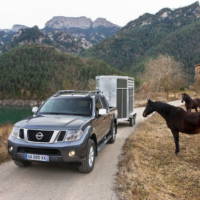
[0,100,181,200]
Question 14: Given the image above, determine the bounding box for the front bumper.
[8,135,89,163]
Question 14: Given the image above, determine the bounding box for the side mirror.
[98,108,107,116]
[32,106,38,114]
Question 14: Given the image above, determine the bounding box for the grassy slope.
[116,114,200,200]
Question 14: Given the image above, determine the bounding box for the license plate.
[25,153,49,162]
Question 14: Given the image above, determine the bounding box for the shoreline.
[0,100,42,107]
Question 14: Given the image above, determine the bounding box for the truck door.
[91,96,105,142]
[100,96,112,134]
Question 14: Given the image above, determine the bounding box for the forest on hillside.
[0,45,120,99]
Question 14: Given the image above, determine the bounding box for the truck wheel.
[129,117,135,127]
[78,139,96,173]
[14,160,31,167]
[108,123,117,144]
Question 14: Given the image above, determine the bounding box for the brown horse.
[181,93,200,112]
[143,99,200,154]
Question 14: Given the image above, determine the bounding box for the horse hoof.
[175,151,179,155]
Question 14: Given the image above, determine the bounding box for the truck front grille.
[19,129,24,139]
[27,130,54,142]
[18,147,61,155]
[57,131,66,141]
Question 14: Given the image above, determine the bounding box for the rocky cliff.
[45,16,119,29]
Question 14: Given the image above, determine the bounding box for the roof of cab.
[53,90,101,98]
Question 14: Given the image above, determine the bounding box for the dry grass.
[116,114,200,200]
[0,124,12,163]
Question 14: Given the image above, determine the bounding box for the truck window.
[38,97,92,116]
[95,97,103,116]
[96,97,102,110]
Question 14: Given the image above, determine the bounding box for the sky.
[0,0,198,29]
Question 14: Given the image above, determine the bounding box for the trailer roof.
[96,75,134,80]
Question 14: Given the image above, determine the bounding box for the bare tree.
[140,55,186,98]
[193,64,200,91]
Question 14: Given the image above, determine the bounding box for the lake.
[0,106,32,125]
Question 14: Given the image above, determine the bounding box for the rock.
[93,18,119,28]
[12,24,28,32]
[45,16,93,29]
[45,16,120,30]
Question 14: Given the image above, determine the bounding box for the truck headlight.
[10,127,20,139]
[64,130,84,142]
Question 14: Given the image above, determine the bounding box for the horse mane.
[183,93,192,101]
[154,101,178,110]
[153,101,185,115]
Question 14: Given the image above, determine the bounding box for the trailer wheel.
[129,114,136,127]
[129,117,135,127]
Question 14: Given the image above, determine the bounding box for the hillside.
[84,2,200,77]
[0,17,120,54]
[4,26,91,54]
[0,45,120,99]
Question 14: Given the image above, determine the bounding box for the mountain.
[44,16,120,45]
[0,31,13,53]
[0,25,29,53]
[45,16,119,29]
[11,24,29,32]
[0,45,120,99]
[84,2,200,77]
[0,17,120,54]
[45,16,92,29]
[3,26,91,54]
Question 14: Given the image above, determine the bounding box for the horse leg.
[195,107,198,112]
[171,130,180,154]
[186,106,190,112]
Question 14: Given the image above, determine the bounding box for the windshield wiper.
[65,113,91,116]
[39,112,68,115]
[39,112,91,116]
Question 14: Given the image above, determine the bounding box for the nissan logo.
[35,132,44,141]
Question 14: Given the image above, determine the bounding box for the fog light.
[69,150,75,157]
[8,146,13,152]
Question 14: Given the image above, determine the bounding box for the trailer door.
[117,79,127,118]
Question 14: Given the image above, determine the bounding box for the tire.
[14,160,31,167]
[78,139,96,173]
[129,117,133,127]
[107,122,117,144]
[129,117,135,127]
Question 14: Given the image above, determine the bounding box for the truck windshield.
[38,97,92,116]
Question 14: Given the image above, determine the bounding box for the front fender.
[83,125,98,155]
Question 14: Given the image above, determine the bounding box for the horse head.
[181,93,190,103]
[143,99,155,117]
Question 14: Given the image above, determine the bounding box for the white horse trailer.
[96,76,136,126]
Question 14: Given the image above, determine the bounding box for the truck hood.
[15,114,91,130]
